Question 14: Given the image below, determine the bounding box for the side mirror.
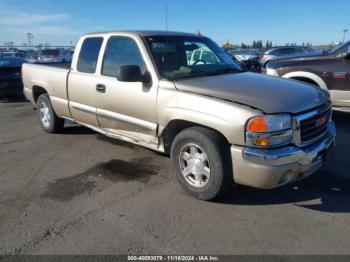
[117,65,143,82]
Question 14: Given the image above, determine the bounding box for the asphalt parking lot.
[0,98,350,255]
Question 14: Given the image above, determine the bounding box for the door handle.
[96,84,106,93]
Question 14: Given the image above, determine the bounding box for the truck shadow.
[220,172,350,213]
[63,125,98,135]
[219,110,350,213]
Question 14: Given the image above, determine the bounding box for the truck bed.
[34,62,71,69]
[22,63,70,113]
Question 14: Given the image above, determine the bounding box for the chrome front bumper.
[231,121,336,189]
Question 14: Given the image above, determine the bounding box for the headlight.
[266,68,279,76]
[246,114,293,147]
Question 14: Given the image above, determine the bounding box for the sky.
[0,0,349,47]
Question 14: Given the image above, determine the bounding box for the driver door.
[94,35,158,145]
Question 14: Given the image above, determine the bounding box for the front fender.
[157,88,261,145]
[162,107,232,140]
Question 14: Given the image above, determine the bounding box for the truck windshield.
[144,35,241,80]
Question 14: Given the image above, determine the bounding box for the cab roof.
[82,30,202,38]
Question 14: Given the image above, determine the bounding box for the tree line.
[241,40,273,49]
[222,40,313,49]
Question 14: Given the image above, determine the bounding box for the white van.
[38,48,72,63]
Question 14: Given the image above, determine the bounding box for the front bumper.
[0,82,23,97]
[231,121,336,189]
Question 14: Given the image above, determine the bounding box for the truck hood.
[174,72,329,114]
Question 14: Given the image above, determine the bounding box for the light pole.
[343,29,348,43]
[26,33,33,49]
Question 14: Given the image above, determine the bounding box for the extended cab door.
[328,47,350,107]
[68,36,104,126]
[94,34,158,145]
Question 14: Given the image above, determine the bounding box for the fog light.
[253,137,269,146]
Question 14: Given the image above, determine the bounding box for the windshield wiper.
[172,71,213,80]
[209,67,242,76]
[170,67,242,81]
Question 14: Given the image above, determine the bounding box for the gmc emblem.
[315,116,327,127]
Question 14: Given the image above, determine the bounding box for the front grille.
[296,103,332,145]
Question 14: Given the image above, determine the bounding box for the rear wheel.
[37,93,64,133]
[170,127,232,200]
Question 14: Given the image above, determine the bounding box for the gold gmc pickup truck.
[22,31,336,200]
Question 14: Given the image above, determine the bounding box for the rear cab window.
[77,37,103,73]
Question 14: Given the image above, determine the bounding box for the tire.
[37,93,64,133]
[170,126,233,200]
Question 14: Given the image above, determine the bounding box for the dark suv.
[259,46,321,68]
[265,41,350,111]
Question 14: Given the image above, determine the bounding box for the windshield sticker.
[151,42,176,52]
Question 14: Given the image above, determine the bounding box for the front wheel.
[37,93,64,133]
[170,127,233,200]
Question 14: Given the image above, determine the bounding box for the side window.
[287,48,297,54]
[102,36,146,77]
[270,49,280,55]
[278,48,292,55]
[77,37,103,74]
[293,48,304,53]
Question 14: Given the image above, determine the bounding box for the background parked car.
[259,46,322,68]
[38,48,72,63]
[0,57,27,97]
[226,48,262,72]
[0,51,37,63]
[25,50,39,63]
[227,48,260,62]
[1,51,28,59]
[265,40,350,111]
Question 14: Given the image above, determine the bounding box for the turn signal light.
[247,117,267,132]
[253,137,269,146]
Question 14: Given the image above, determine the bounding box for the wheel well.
[289,77,320,87]
[263,60,270,68]
[161,120,229,155]
[32,86,47,104]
